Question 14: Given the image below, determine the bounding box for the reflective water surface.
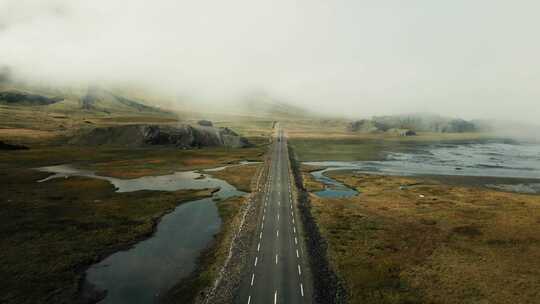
[306,141,540,197]
[37,165,245,303]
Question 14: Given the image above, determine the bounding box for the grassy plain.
[0,145,265,178]
[280,117,498,161]
[306,169,540,304]
[0,111,269,303]
[0,168,214,304]
[207,163,261,192]
[289,132,495,162]
[0,144,264,303]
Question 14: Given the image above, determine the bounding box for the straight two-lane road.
[236,126,313,304]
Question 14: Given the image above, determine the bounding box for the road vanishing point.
[236,125,313,304]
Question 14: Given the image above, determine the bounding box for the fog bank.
[1,0,539,123]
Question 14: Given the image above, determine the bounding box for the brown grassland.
[306,169,540,304]
[0,128,265,303]
[207,163,261,192]
[0,168,215,303]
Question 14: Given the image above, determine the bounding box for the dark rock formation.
[197,120,213,127]
[0,91,63,106]
[347,119,388,133]
[387,128,417,136]
[71,124,252,148]
[0,141,29,150]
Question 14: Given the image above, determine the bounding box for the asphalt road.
[236,126,313,304]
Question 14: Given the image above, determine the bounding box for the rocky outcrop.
[347,119,388,133]
[197,120,213,127]
[0,141,29,150]
[347,114,479,134]
[0,91,63,106]
[70,124,252,148]
[387,128,417,136]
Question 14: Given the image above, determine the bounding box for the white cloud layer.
[1,0,539,122]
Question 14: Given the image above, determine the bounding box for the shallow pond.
[37,164,245,303]
[310,168,358,198]
[306,141,540,197]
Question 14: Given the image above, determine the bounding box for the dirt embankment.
[288,146,347,304]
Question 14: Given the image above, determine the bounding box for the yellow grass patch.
[311,172,540,304]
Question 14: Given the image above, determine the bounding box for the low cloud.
[1,0,539,123]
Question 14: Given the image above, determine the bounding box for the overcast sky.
[0,0,539,122]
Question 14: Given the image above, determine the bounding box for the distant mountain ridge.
[80,86,163,113]
[0,82,168,116]
[239,92,312,118]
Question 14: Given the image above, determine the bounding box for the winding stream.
[37,164,246,303]
[309,168,358,198]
